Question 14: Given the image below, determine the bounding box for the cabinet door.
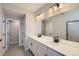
[28,38,38,56]
[32,40,38,56]
[48,48,64,56]
[38,43,47,56]
[28,38,33,52]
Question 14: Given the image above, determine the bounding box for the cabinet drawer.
[28,37,38,56]
[48,48,64,56]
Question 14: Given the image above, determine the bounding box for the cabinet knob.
[31,43,32,46]
[0,39,3,41]
[45,54,47,56]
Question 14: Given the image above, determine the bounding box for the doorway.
[66,20,79,42]
[6,19,20,48]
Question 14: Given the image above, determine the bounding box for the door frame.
[66,20,79,40]
[5,19,21,49]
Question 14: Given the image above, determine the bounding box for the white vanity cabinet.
[47,48,64,56]
[38,43,47,56]
[28,38,38,56]
[28,37,64,56]
[32,40,38,56]
[28,37,33,51]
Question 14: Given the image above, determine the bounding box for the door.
[9,20,19,44]
[67,21,79,42]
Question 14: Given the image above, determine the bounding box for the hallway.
[3,44,33,56]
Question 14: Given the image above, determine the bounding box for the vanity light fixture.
[54,3,64,11]
[54,5,57,11]
[59,3,64,8]
[56,3,60,7]
[39,13,45,20]
[48,7,54,17]
[49,7,53,13]
[36,12,45,21]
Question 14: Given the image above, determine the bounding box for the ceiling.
[3,3,45,12]
[2,3,45,19]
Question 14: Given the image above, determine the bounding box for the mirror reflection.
[41,7,79,43]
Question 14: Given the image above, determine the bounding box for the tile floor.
[3,44,33,56]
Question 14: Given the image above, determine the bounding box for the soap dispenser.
[53,36,60,43]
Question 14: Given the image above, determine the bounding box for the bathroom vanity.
[27,36,79,56]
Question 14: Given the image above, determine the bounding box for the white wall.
[44,7,79,40]
[24,11,36,50]
[26,12,36,36]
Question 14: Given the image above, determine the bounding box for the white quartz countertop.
[28,36,79,56]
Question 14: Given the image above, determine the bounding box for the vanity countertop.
[28,35,79,56]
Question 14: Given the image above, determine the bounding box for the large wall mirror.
[41,7,79,43]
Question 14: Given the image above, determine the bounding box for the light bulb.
[49,8,53,13]
[59,3,64,8]
[54,6,57,11]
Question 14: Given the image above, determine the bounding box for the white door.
[68,21,79,42]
